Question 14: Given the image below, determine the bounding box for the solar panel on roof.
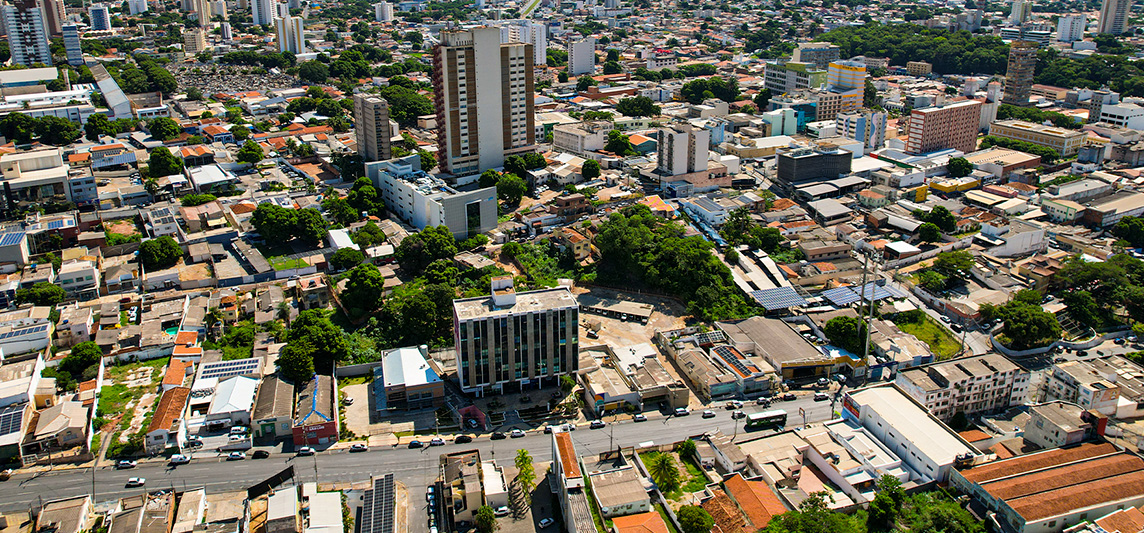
[47,220,64,230]
[361,474,395,533]
[749,286,807,311]
[822,282,906,307]
[0,233,24,246]
[0,407,23,436]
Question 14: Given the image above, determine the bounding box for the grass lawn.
[584,478,611,533]
[270,256,308,270]
[896,317,962,360]
[338,376,372,388]
[654,503,680,533]
[640,451,706,500]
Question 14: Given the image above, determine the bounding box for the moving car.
[781,393,796,401]
[589,420,606,429]
[674,407,690,416]
[429,437,445,446]
[701,410,716,418]
[455,435,473,444]
[814,392,829,402]
[252,450,271,459]
[227,451,246,460]
[350,443,368,452]
[633,414,647,422]
[725,400,743,410]
[0,469,11,481]
[116,460,137,469]
[510,429,526,438]
[756,397,771,406]
[297,446,315,456]
[125,477,146,488]
[490,432,507,440]
[732,410,745,419]
[169,454,190,465]
[409,440,424,448]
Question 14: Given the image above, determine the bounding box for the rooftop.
[453,287,577,320]
[716,317,832,366]
[848,385,978,466]
[380,347,441,388]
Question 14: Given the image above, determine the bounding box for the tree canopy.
[277,310,348,382]
[616,96,661,117]
[824,315,867,354]
[16,282,65,306]
[394,225,457,272]
[140,236,182,270]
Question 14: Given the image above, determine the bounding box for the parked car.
[229,426,248,435]
[227,452,246,460]
[455,435,473,444]
[814,392,829,402]
[725,400,743,410]
[426,486,435,502]
[494,506,510,517]
[674,407,690,416]
[116,460,137,469]
[701,410,716,418]
[169,454,190,465]
[781,393,796,401]
[125,477,146,488]
[543,425,555,434]
[510,429,526,438]
[343,397,355,406]
[297,446,315,456]
[732,410,745,419]
[633,414,647,422]
[561,423,575,432]
[350,443,368,452]
[467,419,480,429]
[408,440,424,448]
[252,450,271,459]
[586,329,599,339]
[590,420,606,429]
[0,469,11,481]
[429,437,445,446]
[490,432,507,440]
[756,397,771,406]
[539,518,555,528]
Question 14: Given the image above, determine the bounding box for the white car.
[701,410,716,418]
[510,429,526,438]
[125,477,146,487]
[169,454,190,465]
[297,446,315,456]
[494,506,510,517]
[227,451,246,460]
[350,443,368,452]
[539,518,555,528]
[674,408,690,416]
[633,414,647,422]
[116,460,137,469]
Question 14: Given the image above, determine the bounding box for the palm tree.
[277,302,292,326]
[649,453,679,492]
[205,307,223,340]
[144,178,160,200]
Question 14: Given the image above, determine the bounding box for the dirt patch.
[396,481,409,533]
[105,220,139,236]
[119,392,157,442]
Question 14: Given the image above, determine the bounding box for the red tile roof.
[962,442,1116,483]
[1095,507,1144,533]
[162,359,192,387]
[147,387,190,434]
[723,473,786,530]
[612,513,669,533]
[174,331,198,346]
[555,432,581,479]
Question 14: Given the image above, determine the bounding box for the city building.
[4,0,52,67]
[145,386,190,453]
[895,354,1030,420]
[42,0,65,36]
[1043,358,1131,416]
[500,20,546,66]
[836,110,887,153]
[1009,0,1031,24]
[1097,102,1144,130]
[553,120,610,156]
[774,145,852,192]
[906,61,932,77]
[432,27,535,177]
[551,431,597,533]
[763,62,827,95]
[1057,14,1086,42]
[365,154,496,239]
[1002,41,1038,106]
[251,0,274,26]
[950,442,1144,533]
[791,42,841,69]
[568,38,596,76]
[292,374,338,446]
[190,0,211,25]
[128,0,149,14]
[62,25,82,66]
[841,384,981,483]
[353,95,395,163]
[452,277,578,394]
[716,317,838,381]
[183,28,207,55]
[371,346,444,411]
[1023,401,1106,450]
[220,21,233,40]
[87,4,111,31]
[374,1,394,21]
[0,149,72,217]
[656,123,709,180]
[989,119,1087,157]
[274,15,304,54]
[1098,0,1130,34]
[905,100,982,155]
[251,375,293,439]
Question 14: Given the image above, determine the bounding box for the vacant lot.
[896,316,962,360]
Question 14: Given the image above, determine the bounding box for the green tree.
[523,152,548,170]
[616,96,660,117]
[16,282,65,306]
[329,247,364,271]
[604,129,638,156]
[84,113,116,141]
[147,147,184,177]
[918,205,957,233]
[504,155,527,178]
[576,75,597,92]
[933,249,974,278]
[277,340,316,383]
[140,236,182,270]
[341,264,385,316]
[299,60,330,83]
[602,60,622,74]
[918,222,942,243]
[675,439,697,458]
[560,374,576,393]
[60,341,103,377]
[514,449,536,503]
[648,453,680,491]
[294,208,329,243]
[322,196,358,226]
[677,506,714,533]
[475,506,498,533]
[423,259,459,286]
[251,204,299,243]
[763,492,864,533]
[180,193,217,206]
[581,159,601,180]
[395,226,458,272]
[147,117,181,141]
[418,150,436,171]
[1114,216,1144,249]
[496,173,528,205]
[1,112,35,144]
[353,221,387,248]
[1062,290,1100,326]
[917,270,949,292]
[824,315,866,354]
[237,139,265,164]
[35,116,80,145]
[947,157,973,178]
[283,309,349,373]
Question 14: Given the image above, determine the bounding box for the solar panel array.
[0,406,23,436]
[0,233,24,247]
[200,358,260,379]
[361,474,395,533]
[749,286,807,311]
[694,331,726,345]
[46,220,65,230]
[0,325,48,340]
[821,283,907,307]
[713,345,758,377]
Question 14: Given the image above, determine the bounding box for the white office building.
[128,0,149,14]
[568,38,595,76]
[4,0,52,67]
[365,155,497,239]
[657,123,709,177]
[274,15,304,54]
[62,25,83,66]
[374,1,394,21]
[251,0,274,26]
[88,4,111,31]
[1057,14,1086,42]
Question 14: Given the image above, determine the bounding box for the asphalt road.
[0,395,835,531]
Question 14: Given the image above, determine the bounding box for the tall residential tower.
[353,94,395,162]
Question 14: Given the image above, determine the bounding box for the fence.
[989,328,1130,358]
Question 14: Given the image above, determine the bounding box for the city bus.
[744,410,788,430]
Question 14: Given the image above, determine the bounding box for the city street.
[0,395,835,533]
